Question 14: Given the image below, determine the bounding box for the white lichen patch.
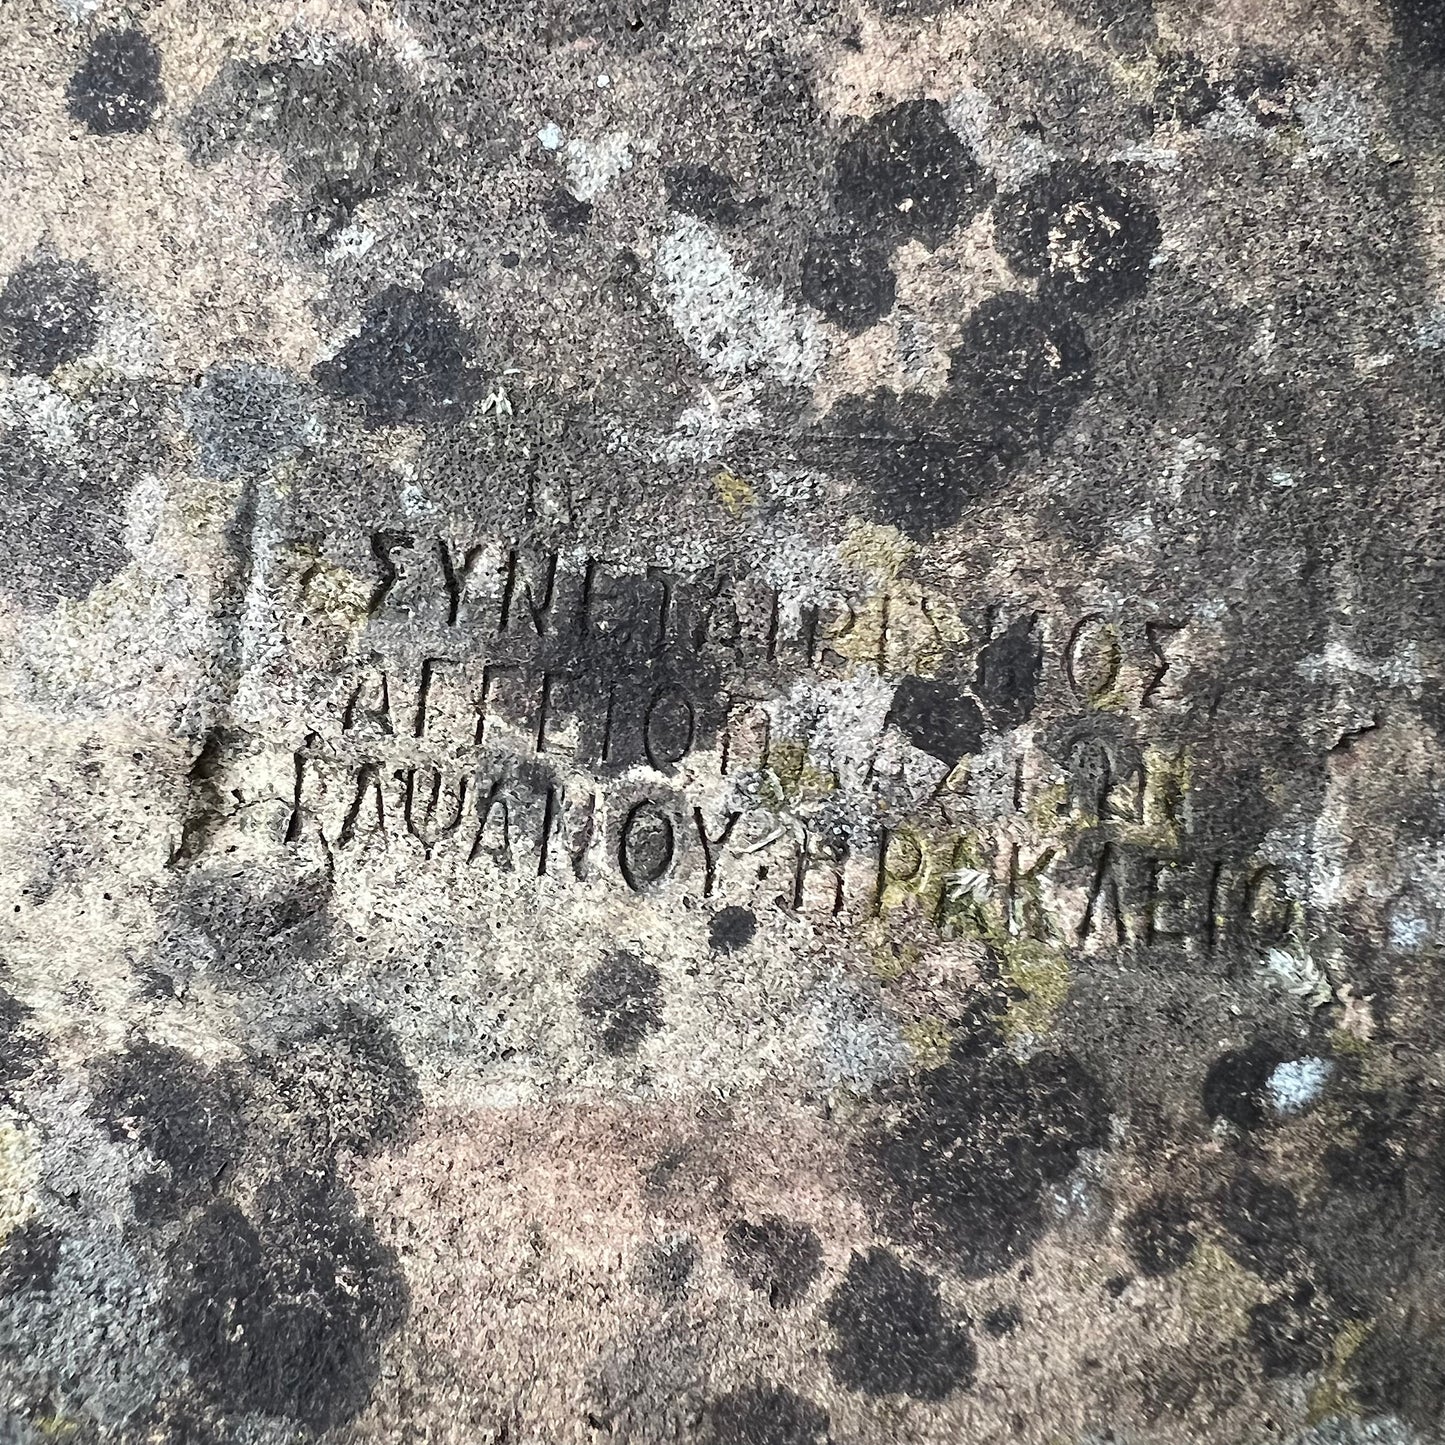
[802,972,908,1092]
[652,216,825,386]
[0,1115,40,1244]
[1267,1056,1332,1114]
[563,131,636,202]
[0,374,81,454]
[1259,946,1334,1010]
[946,83,1052,189]
[775,671,896,790]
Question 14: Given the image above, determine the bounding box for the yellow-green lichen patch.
[837,579,967,679]
[999,940,1071,1040]
[758,738,840,806]
[300,558,372,633]
[835,519,967,678]
[1178,1240,1269,1339]
[714,465,756,519]
[1024,779,1070,834]
[839,519,913,583]
[874,825,940,919]
[857,919,921,982]
[1306,1317,1371,1426]
[901,1016,954,1069]
[35,1416,83,1441]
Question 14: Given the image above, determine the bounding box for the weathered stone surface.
[0,1,1442,1441]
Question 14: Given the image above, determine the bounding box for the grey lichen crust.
[0,0,1443,1441]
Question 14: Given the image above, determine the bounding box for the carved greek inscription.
[236,531,1279,947]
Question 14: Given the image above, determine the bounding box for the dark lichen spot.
[0,255,100,377]
[544,186,594,237]
[124,1406,229,1445]
[1152,52,1221,126]
[67,29,163,135]
[1216,1170,1302,1281]
[578,951,663,1055]
[948,291,1092,450]
[180,363,311,479]
[821,288,1094,540]
[855,421,969,539]
[1183,764,1279,860]
[1055,0,1156,48]
[1392,0,1445,63]
[168,1171,406,1431]
[709,905,757,954]
[722,1215,823,1307]
[975,615,1043,728]
[834,99,990,251]
[1202,1041,1288,1129]
[1124,1194,1196,1277]
[563,0,672,50]
[131,1169,187,1225]
[0,990,42,1103]
[800,233,896,332]
[1230,52,1296,128]
[824,1247,976,1400]
[0,424,130,608]
[1321,1088,1414,1202]
[635,1236,698,1300]
[299,176,377,250]
[665,164,747,226]
[819,387,1006,540]
[1351,1311,1445,1430]
[313,285,476,429]
[993,162,1161,311]
[868,0,967,16]
[642,1140,730,1213]
[983,1303,1021,1336]
[871,1040,1109,1276]
[184,43,436,252]
[180,872,332,983]
[139,968,179,1000]
[0,1219,61,1296]
[1247,1280,1333,1378]
[91,1041,245,1212]
[704,1384,830,1445]
[263,1009,422,1158]
[888,676,985,765]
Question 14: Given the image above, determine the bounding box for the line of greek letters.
[342,660,773,776]
[874,826,1291,952]
[344,535,1189,705]
[287,754,1287,948]
[290,755,830,902]
[338,660,1188,784]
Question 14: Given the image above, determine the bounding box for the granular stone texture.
[0,2,1443,1442]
